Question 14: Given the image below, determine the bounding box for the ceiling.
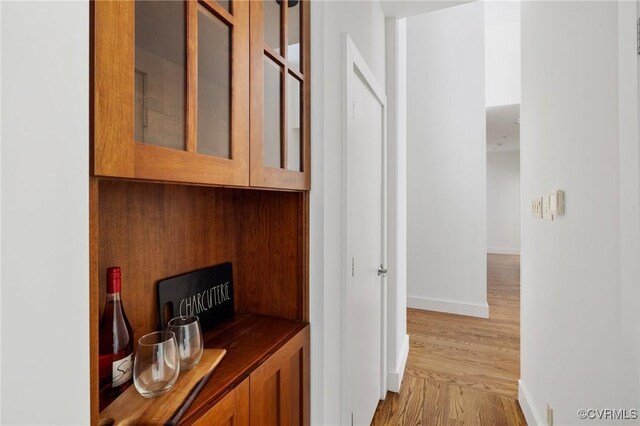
[487,104,520,152]
[380,0,473,18]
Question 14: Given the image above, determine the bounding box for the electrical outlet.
[547,403,553,426]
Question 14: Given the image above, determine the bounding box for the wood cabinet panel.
[92,0,250,187]
[91,1,311,421]
[92,0,309,190]
[91,178,310,422]
[249,326,310,426]
[93,0,134,178]
[249,0,310,190]
[96,180,306,341]
[191,378,249,426]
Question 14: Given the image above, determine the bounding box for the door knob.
[377,265,388,277]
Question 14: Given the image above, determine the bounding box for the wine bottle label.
[112,353,133,387]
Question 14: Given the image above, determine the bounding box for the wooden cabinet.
[189,326,309,426]
[91,2,311,422]
[192,378,250,426]
[92,0,309,190]
[249,326,310,426]
[249,0,310,190]
[94,0,249,186]
[90,179,311,424]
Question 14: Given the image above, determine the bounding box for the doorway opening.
[373,1,524,424]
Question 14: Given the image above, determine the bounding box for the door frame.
[341,33,388,424]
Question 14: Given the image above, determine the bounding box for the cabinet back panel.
[98,179,303,342]
[234,189,303,321]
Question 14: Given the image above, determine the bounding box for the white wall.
[309,2,325,425]
[384,17,408,393]
[310,1,387,424]
[406,2,488,318]
[487,151,520,254]
[1,2,90,424]
[484,0,521,107]
[616,0,640,415]
[519,1,640,424]
[0,3,3,420]
[0,1,388,425]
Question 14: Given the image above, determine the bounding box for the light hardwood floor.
[372,254,526,425]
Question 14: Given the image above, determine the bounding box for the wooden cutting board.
[99,349,226,426]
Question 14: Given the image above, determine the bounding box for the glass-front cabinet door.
[249,0,310,190]
[94,0,249,186]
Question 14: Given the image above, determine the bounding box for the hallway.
[372,254,525,425]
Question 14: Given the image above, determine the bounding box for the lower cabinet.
[193,325,309,426]
[193,378,250,426]
[249,327,310,426]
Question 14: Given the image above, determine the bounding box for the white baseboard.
[387,334,410,392]
[487,247,520,255]
[519,379,543,426]
[407,295,489,318]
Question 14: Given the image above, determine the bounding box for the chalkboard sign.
[157,262,234,332]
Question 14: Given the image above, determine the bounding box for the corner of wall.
[617,0,640,410]
[406,0,489,325]
[518,380,544,426]
[0,2,3,422]
[386,334,410,393]
[1,2,90,423]
[309,1,326,424]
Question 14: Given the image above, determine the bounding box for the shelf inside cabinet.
[179,314,306,424]
[91,178,309,423]
[98,313,305,424]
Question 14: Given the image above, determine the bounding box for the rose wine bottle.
[99,267,134,411]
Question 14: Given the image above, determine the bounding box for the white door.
[344,36,387,426]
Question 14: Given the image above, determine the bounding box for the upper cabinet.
[249,0,310,190]
[93,0,309,190]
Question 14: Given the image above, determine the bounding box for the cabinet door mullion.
[186,0,198,154]
[231,0,250,166]
[281,65,288,170]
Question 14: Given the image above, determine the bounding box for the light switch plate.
[549,193,557,215]
[548,190,565,217]
[543,195,554,220]
[555,190,565,216]
[531,197,543,218]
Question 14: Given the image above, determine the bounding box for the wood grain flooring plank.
[372,254,527,425]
